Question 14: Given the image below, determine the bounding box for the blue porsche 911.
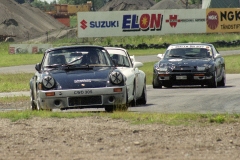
[29,45,128,112]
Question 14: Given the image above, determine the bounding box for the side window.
[122,56,130,67]
[211,46,218,58]
[164,50,170,57]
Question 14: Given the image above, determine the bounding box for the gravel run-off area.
[0,116,240,160]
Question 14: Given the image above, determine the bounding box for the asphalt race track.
[0,50,240,113]
[129,74,240,114]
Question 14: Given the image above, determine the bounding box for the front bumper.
[37,86,127,110]
[155,71,214,85]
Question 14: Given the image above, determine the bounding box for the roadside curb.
[0,91,29,97]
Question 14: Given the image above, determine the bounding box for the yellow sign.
[206,8,240,33]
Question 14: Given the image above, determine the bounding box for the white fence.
[9,44,53,54]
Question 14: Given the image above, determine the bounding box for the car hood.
[43,67,115,89]
[160,58,212,67]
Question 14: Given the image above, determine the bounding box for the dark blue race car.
[152,43,226,88]
[29,45,127,112]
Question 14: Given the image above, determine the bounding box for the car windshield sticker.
[168,45,209,49]
[168,59,182,62]
[74,79,92,83]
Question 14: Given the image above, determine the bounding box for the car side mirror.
[215,53,221,59]
[35,63,41,71]
[157,54,164,59]
[133,61,143,68]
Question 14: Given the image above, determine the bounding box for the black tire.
[164,82,172,88]
[137,84,147,105]
[105,105,114,112]
[208,71,217,88]
[30,78,38,110]
[30,89,38,110]
[152,77,162,89]
[218,68,226,87]
[105,90,128,112]
[131,81,137,107]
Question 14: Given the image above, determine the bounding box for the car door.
[127,54,142,99]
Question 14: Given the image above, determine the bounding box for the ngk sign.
[206,8,240,33]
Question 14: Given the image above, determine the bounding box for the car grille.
[68,96,102,106]
[172,66,192,72]
[172,69,192,72]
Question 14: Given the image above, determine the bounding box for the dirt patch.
[98,0,156,11]
[150,0,183,9]
[0,101,240,160]
[0,0,66,42]
[0,116,239,160]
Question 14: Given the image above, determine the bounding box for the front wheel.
[208,71,217,88]
[105,105,114,112]
[152,77,162,89]
[30,78,38,110]
[218,68,226,87]
[137,83,147,105]
[131,81,137,107]
[30,89,38,110]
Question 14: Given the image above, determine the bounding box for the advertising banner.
[77,9,206,38]
[206,8,240,33]
[9,44,53,54]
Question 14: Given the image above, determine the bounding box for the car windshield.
[43,47,113,68]
[164,47,212,58]
[107,49,131,67]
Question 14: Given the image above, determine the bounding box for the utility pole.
[180,0,189,9]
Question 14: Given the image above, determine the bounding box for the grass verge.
[0,110,239,125]
[0,73,33,92]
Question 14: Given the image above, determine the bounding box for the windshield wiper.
[44,64,62,68]
[68,56,83,64]
[168,55,183,58]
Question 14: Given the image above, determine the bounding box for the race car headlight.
[42,76,55,89]
[110,71,124,85]
[197,66,206,71]
[205,64,213,70]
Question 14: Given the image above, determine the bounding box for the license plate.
[176,75,187,80]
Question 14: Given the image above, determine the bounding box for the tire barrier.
[106,40,240,50]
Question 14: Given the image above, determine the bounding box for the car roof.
[167,43,214,50]
[104,47,127,52]
[170,43,213,46]
[46,45,104,52]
